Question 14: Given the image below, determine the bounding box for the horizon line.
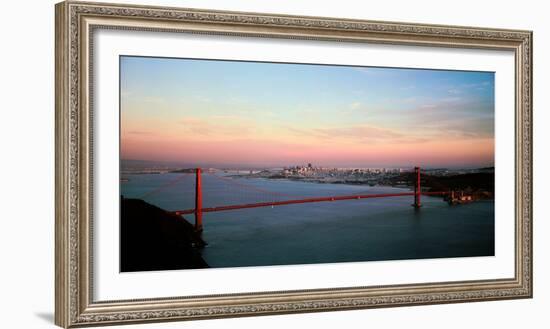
[120,158,494,170]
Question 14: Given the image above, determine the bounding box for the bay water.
[121,173,495,268]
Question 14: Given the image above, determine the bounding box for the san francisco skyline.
[120,56,495,168]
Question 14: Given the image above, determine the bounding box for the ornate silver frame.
[55,1,533,327]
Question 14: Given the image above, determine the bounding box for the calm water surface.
[121,173,495,268]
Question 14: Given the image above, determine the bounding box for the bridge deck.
[174,191,447,215]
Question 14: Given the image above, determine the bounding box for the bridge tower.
[413,166,422,208]
[194,168,203,232]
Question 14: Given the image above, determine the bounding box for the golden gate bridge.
[135,167,449,233]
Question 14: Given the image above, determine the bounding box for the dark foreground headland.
[121,197,208,272]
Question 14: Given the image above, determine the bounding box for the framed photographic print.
[55,1,532,327]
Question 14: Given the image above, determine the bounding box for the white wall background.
[0,0,546,328]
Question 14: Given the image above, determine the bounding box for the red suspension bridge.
[132,166,449,233]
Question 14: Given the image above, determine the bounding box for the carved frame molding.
[55,1,532,327]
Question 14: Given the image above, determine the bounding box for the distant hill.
[390,172,494,193]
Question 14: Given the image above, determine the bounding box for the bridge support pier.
[194,167,203,232]
[413,166,422,208]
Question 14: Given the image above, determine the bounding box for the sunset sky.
[120,56,494,168]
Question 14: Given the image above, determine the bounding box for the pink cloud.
[121,135,493,168]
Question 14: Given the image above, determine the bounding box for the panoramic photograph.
[119,55,495,272]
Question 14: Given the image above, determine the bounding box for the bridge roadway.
[173,191,448,215]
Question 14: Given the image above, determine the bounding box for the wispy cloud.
[178,115,256,137]
[349,102,362,110]
[141,96,166,104]
[402,97,418,103]
[193,95,212,103]
[285,124,424,144]
[127,131,154,135]
[400,85,415,91]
